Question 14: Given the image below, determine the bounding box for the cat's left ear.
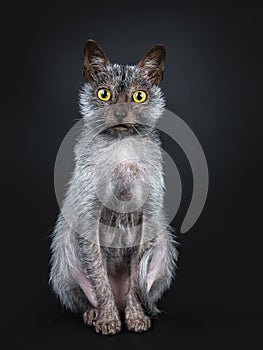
[138,44,166,85]
[83,39,110,80]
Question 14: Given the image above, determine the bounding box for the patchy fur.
[50,40,177,335]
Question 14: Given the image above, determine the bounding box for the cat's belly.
[95,159,149,247]
[99,206,143,248]
[99,160,148,213]
[111,161,140,201]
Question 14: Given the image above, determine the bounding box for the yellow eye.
[133,90,147,103]
[97,88,111,101]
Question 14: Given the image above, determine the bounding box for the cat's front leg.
[79,240,121,335]
[95,303,121,335]
[125,258,151,333]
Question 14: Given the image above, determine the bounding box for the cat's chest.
[98,136,150,163]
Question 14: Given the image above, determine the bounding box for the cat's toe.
[83,308,98,326]
[95,319,122,335]
[126,315,151,333]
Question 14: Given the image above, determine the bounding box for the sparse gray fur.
[50,40,178,335]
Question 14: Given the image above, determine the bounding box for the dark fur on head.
[83,39,165,85]
[80,40,166,136]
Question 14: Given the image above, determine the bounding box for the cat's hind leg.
[138,228,178,316]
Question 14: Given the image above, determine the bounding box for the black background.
[3,1,263,349]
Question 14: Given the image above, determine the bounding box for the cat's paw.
[125,314,151,333]
[83,308,98,326]
[95,319,122,335]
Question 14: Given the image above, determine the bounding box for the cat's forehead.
[111,64,137,80]
[97,63,147,90]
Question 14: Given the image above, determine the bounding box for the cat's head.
[79,40,166,136]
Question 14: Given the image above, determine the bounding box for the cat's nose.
[114,109,127,123]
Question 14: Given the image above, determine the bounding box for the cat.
[50,39,177,335]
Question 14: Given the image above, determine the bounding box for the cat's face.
[79,40,166,136]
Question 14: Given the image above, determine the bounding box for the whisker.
[92,125,109,137]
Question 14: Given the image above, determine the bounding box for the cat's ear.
[83,40,110,80]
[138,44,166,85]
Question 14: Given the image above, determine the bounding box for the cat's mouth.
[112,123,134,132]
[100,123,149,135]
[101,123,135,134]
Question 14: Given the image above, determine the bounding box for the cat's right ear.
[83,40,110,81]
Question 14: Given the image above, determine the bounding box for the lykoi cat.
[50,40,177,335]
